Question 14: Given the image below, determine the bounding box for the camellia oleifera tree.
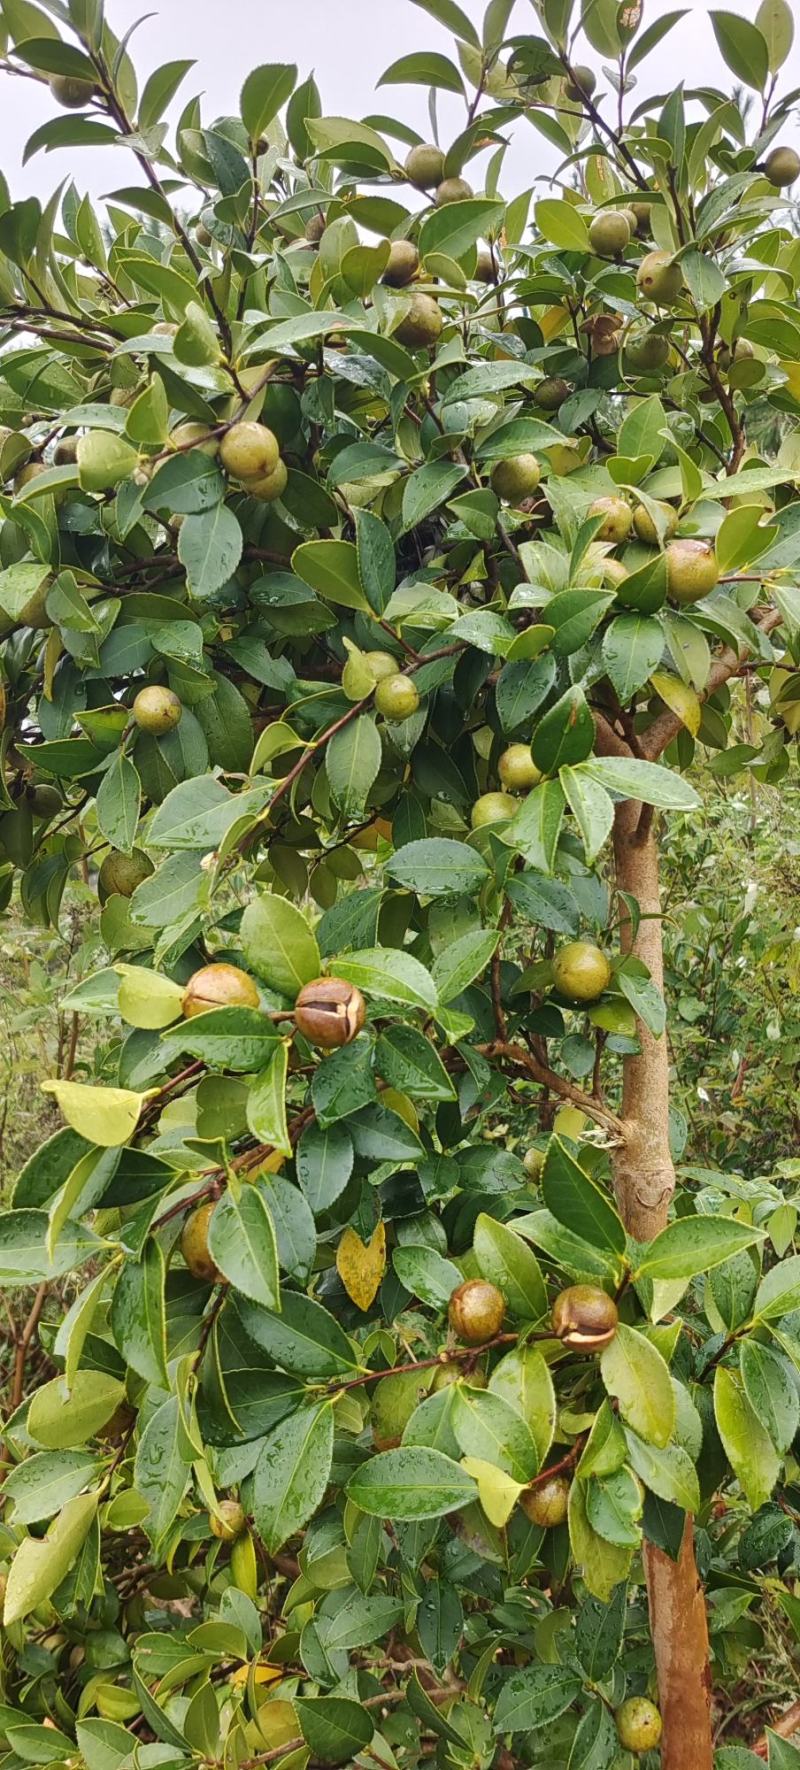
[2,1,800,1766]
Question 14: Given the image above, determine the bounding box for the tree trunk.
[613,802,714,1770]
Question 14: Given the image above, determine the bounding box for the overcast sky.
[1,0,798,205]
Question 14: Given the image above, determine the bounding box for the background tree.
[0,2,799,1769]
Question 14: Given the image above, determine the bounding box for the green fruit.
[764,145,800,187]
[247,458,288,502]
[449,1279,505,1344]
[394,293,443,350]
[435,177,473,206]
[405,143,446,189]
[491,453,541,502]
[520,1475,570,1528]
[471,791,517,829]
[53,436,78,465]
[629,199,654,235]
[364,650,400,680]
[430,1361,486,1392]
[603,557,629,590]
[14,462,48,494]
[565,64,596,102]
[132,684,183,734]
[49,73,95,108]
[552,940,611,1002]
[181,1201,220,1281]
[589,211,631,255]
[371,1369,431,1449]
[552,1284,618,1351]
[522,1146,544,1180]
[374,673,420,720]
[633,500,679,545]
[665,538,719,603]
[624,330,670,371]
[498,744,541,791]
[170,420,219,458]
[183,962,260,1017]
[77,430,139,492]
[588,496,633,545]
[637,249,683,305]
[210,1499,246,1541]
[381,240,420,287]
[534,376,571,411]
[615,1697,663,1754]
[219,421,279,480]
[29,783,62,819]
[7,577,54,629]
[98,848,154,901]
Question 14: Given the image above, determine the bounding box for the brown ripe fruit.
[589,211,631,256]
[498,744,541,791]
[448,1279,505,1345]
[588,496,633,545]
[304,211,326,243]
[219,421,279,480]
[374,673,420,720]
[552,940,611,1003]
[615,1697,663,1754]
[633,500,679,545]
[552,1284,618,1352]
[381,240,420,287]
[132,684,182,734]
[565,64,596,102]
[764,145,800,187]
[98,848,154,901]
[294,977,366,1049]
[534,376,571,411]
[665,537,719,604]
[53,436,78,465]
[491,453,541,502]
[181,1202,221,1282]
[210,1499,246,1541]
[520,1475,570,1528]
[405,143,446,189]
[183,962,260,1018]
[474,247,494,282]
[50,73,95,108]
[637,249,682,305]
[394,293,443,350]
[435,176,473,206]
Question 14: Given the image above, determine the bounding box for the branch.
[642,607,782,760]
[754,1700,800,1758]
[479,1039,625,1137]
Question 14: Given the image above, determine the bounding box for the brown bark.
[613,804,713,1770]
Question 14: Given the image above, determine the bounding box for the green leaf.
[559,767,613,867]
[326,715,382,818]
[96,752,140,856]
[346,1447,478,1519]
[501,779,566,873]
[451,1386,539,1482]
[600,1325,675,1447]
[615,960,667,1038]
[474,1213,547,1320]
[756,0,794,71]
[379,50,464,93]
[235,1291,358,1377]
[375,1024,455,1101]
[710,9,770,87]
[409,0,481,47]
[393,1244,461,1307]
[110,1241,168,1387]
[240,893,321,998]
[134,1396,191,1550]
[753,1254,800,1321]
[532,687,595,773]
[637,1215,765,1280]
[292,541,369,610]
[160,1007,279,1074]
[680,247,728,311]
[624,1429,700,1511]
[431,928,499,1003]
[253,1401,334,1551]
[419,198,505,263]
[147,775,269,850]
[178,504,243,601]
[534,199,589,251]
[602,614,665,701]
[569,1476,635,1602]
[240,63,297,139]
[493,1665,583,1733]
[618,395,667,463]
[740,1341,799,1453]
[489,1346,555,1465]
[294,1698,373,1766]
[295,1121,354,1214]
[574,1584,627,1681]
[335,947,437,1009]
[401,463,466,531]
[714,1367,781,1508]
[4,1493,99,1625]
[28,1371,126,1449]
[2,1451,102,1526]
[207,1186,281,1308]
[0,1209,101,1285]
[578,755,701,810]
[354,508,395,614]
[387,838,490,898]
[542,1136,626,1257]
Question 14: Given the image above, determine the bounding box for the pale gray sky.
[1,0,798,203]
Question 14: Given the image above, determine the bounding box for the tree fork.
[613,800,713,1770]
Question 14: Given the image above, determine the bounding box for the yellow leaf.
[41,1080,145,1147]
[650,671,701,737]
[539,305,572,343]
[336,1222,386,1312]
[116,965,184,1030]
[229,1662,282,1688]
[462,1457,524,1527]
[553,1105,586,1142]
